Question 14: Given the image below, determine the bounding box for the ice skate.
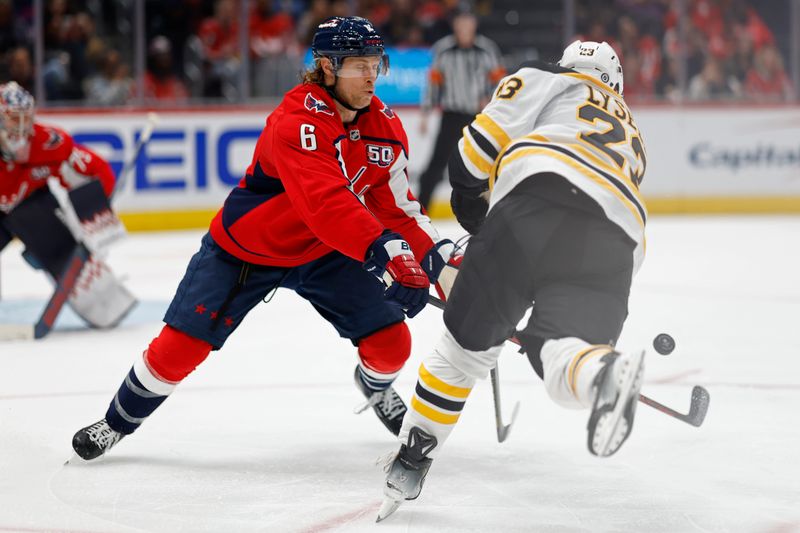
[72,418,124,460]
[353,366,407,435]
[587,350,645,457]
[376,426,437,522]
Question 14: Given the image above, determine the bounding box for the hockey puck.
[653,333,676,355]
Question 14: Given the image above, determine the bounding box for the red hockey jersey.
[1,123,115,214]
[210,83,443,267]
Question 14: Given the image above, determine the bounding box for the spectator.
[330,0,353,17]
[655,55,682,102]
[43,7,99,101]
[4,47,34,94]
[144,36,189,103]
[84,49,132,106]
[297,0,331,46]
[688,56,741,100]
[380,0,416,46]
[417,10,505,212]
[198,0,241,100]
[615,16,662,99]
[745,44,793,102]
[0,0,24,55]
[417,0,450,45]
[250,0,300,97]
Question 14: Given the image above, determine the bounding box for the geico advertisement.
[40,110,437,213]
[40,107,800,213]
[38,111,267,212]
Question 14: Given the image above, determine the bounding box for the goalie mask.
[558,40,624,96]
[0,81,35,162]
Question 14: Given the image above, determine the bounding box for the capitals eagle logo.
[305,93,335,116]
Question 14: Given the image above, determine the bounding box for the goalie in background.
[0,81,136,330]
[378,40,651,521]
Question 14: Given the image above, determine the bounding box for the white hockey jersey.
[454,61,648,272]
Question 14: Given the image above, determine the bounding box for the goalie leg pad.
[68,257,137,328]
[145,324,213,382]
[357,321,411,375]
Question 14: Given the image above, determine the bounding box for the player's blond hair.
[302,61,326,85]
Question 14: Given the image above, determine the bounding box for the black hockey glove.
[451,188,489,235]
[364,231,430,318]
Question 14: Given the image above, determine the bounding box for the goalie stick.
[112,112,160,200]
[0,243,90,341]
[427,294,710,428]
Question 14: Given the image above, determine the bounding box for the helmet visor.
[331,54,389,78]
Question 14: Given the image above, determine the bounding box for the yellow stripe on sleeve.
[419,364,472,399]
[411,396,461,425]
[474,113,511,148]
[495,147,646,229]
[461,129,494,174]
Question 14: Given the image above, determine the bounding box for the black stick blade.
[687,386,711,427]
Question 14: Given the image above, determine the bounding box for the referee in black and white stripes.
[417,11,505,212]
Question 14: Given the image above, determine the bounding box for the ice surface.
[1,218,798,533]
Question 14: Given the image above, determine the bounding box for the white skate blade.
[64,453,81,465]
[591,350,645,457]
[376,496,403,522]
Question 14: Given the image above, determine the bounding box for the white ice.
[0,218,799,533]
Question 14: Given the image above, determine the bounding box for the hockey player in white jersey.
[377,40,649,521]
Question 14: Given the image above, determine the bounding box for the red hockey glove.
[364,232,430,318]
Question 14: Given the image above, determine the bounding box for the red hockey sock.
[358,321,411,374]
[144,325,213,383]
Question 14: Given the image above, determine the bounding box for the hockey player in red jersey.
[0,81,136,329]
[72,16,459,460]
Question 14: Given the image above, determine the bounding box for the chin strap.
[324,78,366,112]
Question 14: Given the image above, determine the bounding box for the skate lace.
[378,389,406,419]
[353,388,404,418]
[86,420,120,449]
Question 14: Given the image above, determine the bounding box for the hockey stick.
[427,294,710,428]
[426,295,520,442]
[112,112,160,200]
[490,365,520,442]
[0,243,90,341]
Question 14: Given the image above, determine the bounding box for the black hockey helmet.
[311,16,389,77]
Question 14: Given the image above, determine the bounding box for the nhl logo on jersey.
[349,129,361,141]
[304,93,334,116]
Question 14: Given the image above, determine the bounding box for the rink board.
[36,105,800,230]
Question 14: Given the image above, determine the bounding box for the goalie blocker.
[1,181,136,329]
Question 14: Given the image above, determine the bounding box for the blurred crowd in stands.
[575,0,795,102]
[0,0,795,106]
